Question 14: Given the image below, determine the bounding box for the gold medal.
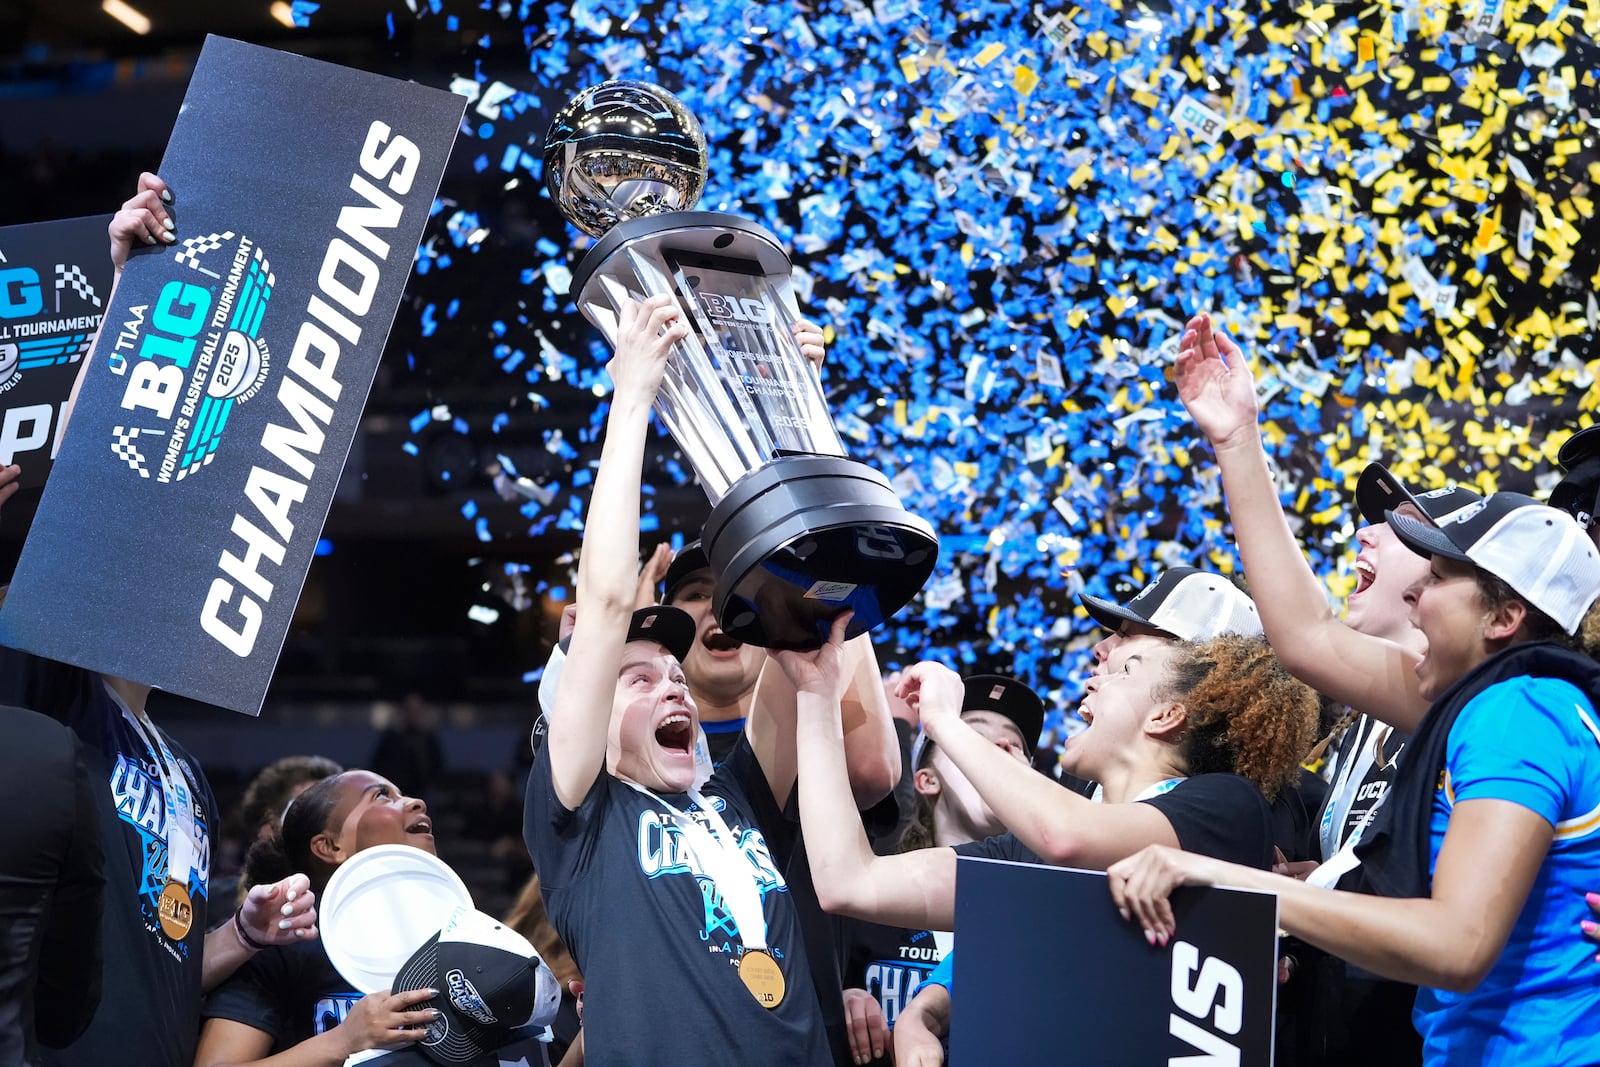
[158,881,194,940]
[739,949,785,1010]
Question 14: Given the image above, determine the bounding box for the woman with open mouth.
[1114,315,1600,1066]
[193,769,467,1067]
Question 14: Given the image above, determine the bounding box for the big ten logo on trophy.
[0,220,111,480]
[546,80,938,650]
[108,231,275,483]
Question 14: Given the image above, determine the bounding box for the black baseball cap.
[961,674,1045,751]
[912,674,1046,768]
[1354,462,1482,527]
[626,605,696,663]
[391,907,561,1066]
[1550,428,1600,527]
[661,541,711,603]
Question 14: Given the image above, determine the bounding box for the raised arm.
[781,616,959,931]
[1108,797,1553,990]
[62,173,177,440]
[905,662,1179,868]
[1175,313,1426,731]
[546,296,687,809]
[746,632,900,812]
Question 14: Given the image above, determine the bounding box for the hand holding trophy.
[545,81,937,651]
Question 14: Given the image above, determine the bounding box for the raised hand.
[1173,312,1260,451]
[894,661,965,734]
[772,611,854,699]
[610,294,689,407]
[793,319,826,373]
[109,172,176,273]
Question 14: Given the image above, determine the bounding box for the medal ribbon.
[625,782,770,952]
[111,686,200,886]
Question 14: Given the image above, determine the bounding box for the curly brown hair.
[1158,634,1321,802]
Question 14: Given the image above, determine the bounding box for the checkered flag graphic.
[111,426,160,478]
[172,231,236,277]
[55,264,101,308]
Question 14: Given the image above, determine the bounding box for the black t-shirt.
[0,648,219,1067]
[1317,714,1407,859]
[202,938,360,1051]
[524,735,832,1067]
[0,707,105,1064]
[839,916,945,1031]
[953,773,1276,870]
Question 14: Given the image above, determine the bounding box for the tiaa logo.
[109,231,274,483]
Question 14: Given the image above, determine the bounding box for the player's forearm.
[839,634,899,807]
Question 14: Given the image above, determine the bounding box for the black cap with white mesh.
[1079,567,1261,642]
[1387,492,1600,635]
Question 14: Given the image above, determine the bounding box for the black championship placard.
[0,36,464,714]
[0,214,114,488]
[951,857,1279,1065]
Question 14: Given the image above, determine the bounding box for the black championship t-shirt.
[0,647,218,1067]
[953,773,1276,870]
[524,735,832,1067]
[839,917,946,1032]
[202,938,361,1051]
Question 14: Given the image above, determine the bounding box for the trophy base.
[702,455,939,650]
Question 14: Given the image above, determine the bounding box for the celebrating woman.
[195,770,506,1067]
[1108,323,1600,1066]
[787,626,1321,936]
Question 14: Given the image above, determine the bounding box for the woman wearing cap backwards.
[522,296,833,1067]
[1109,319,1600,1065]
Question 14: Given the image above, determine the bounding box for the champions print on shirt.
[108,230,275,483]
[110,748,211,958]
[864,931,943,1029]
[636,797,788,960]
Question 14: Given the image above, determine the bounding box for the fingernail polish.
[1582,920,1599,935]
[278,919,292,930]
[1144,928,1156,946]
[1587,892,1600,907]
[281,902,294,916]
[286,890,297,901]
[294,928,307,938]
[160,189,173,203]
[1118,907,1130,922]
[1158,932,1170,947]
[162,218,175,231]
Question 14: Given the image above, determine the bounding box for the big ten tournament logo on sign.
[0,250,104,462]
[108,231,275,483]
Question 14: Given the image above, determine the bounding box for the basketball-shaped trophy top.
[544,81,709,238]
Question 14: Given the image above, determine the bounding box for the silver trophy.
[545,80,938,650]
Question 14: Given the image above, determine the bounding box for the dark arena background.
[3,0,1597,913]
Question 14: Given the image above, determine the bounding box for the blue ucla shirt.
[1418,675,1600,1066]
